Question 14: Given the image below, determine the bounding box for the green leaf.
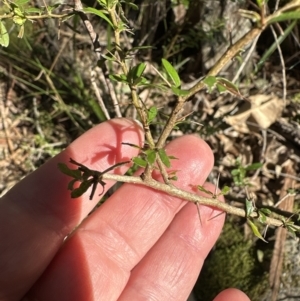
[231,169,240,176]
[57,163,82,179]
[221,185,230,195]
[147,106,157,124]
[126,45,153,54]
[247,219,268,242]
[256,0,264,8]
[133,76,147,86]
[258,211,267,223]
[128,63,146,84]
[161,58,181,87]
[68,178,77,191]
[267,11,300,25]
[171,86,190,96]
[24,7,42,13]
[197,185,213,196]
[13,15,26,26]
[13,6,24,17]
[126,2,138,10]
[245,198,255,217]
[0,21,9,47]
[158,148,171,168]
[14,0,30,5]
[216,77,242,97]
[47,3,61,12]
[145,149,156,165]
[83,7,114,28]
[109,74,128,83]
[259,208,271,215]
[133,62,146,78]
[71,179,93,198]
[245,162,263,171]
[132,157,147,168]
[203,76,217,93]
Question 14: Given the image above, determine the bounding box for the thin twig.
[101,173,296,229]
[270,24,287,102]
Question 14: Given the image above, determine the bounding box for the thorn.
[214,172,220,198]
[196,202,202,226]
[207,211,226,221]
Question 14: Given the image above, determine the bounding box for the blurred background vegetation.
[1,0,300,300]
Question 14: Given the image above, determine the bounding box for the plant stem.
[102,173,295,230]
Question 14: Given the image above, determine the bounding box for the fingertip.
[213,288,251,301]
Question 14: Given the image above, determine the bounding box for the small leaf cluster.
[109,62,148,87]
[231,158,263,187]
[132,145,177,179]
[58,158,130,200]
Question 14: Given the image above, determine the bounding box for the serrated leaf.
[145,149,156,165]
[132,157,147,168]
[247,219,268,242]
[0,21,9,47]
[197,185,213,196]
[71,179,93,198]
[161,58,181,87]
[203,76,217,92]
[58,163,82,179]
[171,86,190,96]
[147,106,157,124]
[158,148,171,168]
[83,7,114,28]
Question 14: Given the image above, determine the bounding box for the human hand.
[0,118,250,301]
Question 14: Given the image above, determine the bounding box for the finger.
[213,288,251,301]
[0,118,143,301]
[118,183,225,301]
[27,135,216,300]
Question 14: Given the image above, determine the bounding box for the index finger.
[0,118,143,301]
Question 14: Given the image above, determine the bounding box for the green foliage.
[0,20,9,47]
[203,76,243,98]
[161,58,181,87]
[58,158,130,200]
[231,158,263,187]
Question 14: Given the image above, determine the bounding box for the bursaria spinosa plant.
[2,0,300,241]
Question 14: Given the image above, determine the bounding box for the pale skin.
[0,118,251,301]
